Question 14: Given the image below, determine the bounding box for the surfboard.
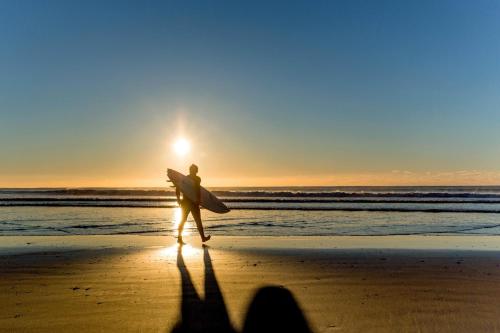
[167,168,230,214]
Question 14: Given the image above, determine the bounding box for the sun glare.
[172,207,190,237]
[173,138,190,156]
[156,243,201,259]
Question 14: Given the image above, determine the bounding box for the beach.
[1,235,500,332]
[4,0,500,331]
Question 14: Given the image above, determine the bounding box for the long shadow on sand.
[171,246,312,333]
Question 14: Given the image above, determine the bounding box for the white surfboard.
[167,168,230,214]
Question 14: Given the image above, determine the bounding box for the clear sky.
[1,0,500,187]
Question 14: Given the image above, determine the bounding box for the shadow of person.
[242,286,313,333]
[171,245,313,333]
[171,246,235,333]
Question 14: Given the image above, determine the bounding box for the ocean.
[1,186,500,236]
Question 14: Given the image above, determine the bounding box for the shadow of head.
[242,286,313,333]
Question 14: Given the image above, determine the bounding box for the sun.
[173,138,190,156]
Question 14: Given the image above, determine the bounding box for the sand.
[1,235,500,332]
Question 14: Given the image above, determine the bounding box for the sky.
[1,0,500,187]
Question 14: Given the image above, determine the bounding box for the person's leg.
[177,202,190,244]
[191,206,210,242]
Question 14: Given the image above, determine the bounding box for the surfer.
[175,164,211,244]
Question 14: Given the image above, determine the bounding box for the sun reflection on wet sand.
[156,243,202,259]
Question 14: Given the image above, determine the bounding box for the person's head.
[189,164,198,175]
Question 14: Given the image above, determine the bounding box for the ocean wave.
[1,202,500,213]
[2,198,500,204]
[3,187,500,198]
[0,202,178,208]
[214,191,500,198]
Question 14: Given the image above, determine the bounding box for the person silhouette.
[175,164,211,244]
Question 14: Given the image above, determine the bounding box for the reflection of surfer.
[175,164,211,244]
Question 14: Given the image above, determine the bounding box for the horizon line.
[2,185,500,189]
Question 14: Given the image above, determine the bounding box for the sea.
[1,186,500,237]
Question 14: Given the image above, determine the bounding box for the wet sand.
[1,236,500,332]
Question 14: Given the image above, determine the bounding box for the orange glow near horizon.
[2,170,500,188]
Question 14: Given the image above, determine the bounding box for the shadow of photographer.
[171,246,312,333]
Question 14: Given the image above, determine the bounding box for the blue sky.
[1,0,500,186]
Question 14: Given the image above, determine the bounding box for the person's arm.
[194,177,201,205]
[175,186,181,205]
